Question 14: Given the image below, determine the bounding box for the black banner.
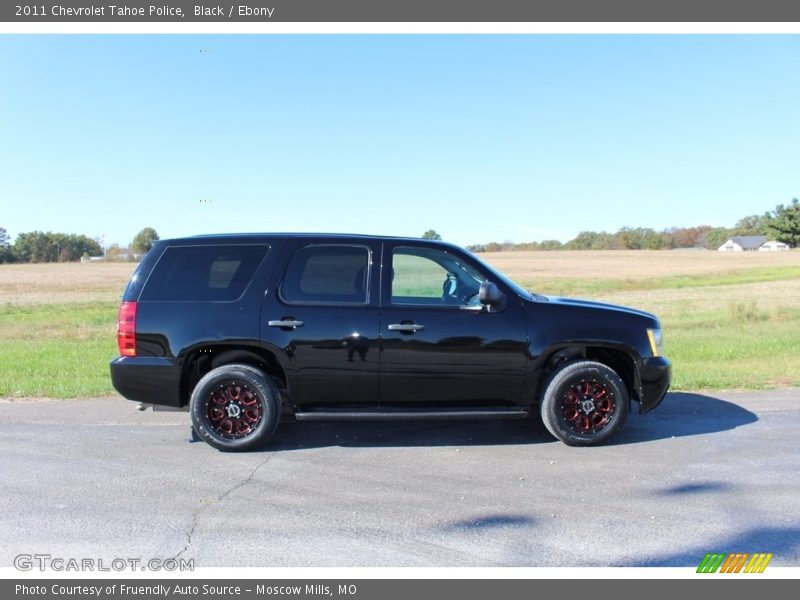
[4,0,800,22]
[4,579,797,600]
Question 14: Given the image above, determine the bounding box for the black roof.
[162,232,455,247]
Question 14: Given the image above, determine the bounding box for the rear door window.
[280,245,370,305]
[140,244,269,302]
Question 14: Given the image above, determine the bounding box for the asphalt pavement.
[0,390,797,567]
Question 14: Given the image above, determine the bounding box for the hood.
[543,295,658,321]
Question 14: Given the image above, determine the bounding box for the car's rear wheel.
[539,360,629,446]
[190,364,280,452]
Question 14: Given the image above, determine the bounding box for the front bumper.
[639,356,672,412]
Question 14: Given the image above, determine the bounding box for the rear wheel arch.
[180,346,288,407]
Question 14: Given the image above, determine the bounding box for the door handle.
[388,323,424,333]
[268,319,305,329]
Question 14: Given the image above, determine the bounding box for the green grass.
[519,265,800,297]
[663,301,800,390]
[0,303,118,398]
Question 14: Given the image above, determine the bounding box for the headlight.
[646,328,663,357]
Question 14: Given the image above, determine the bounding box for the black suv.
[110,234,671,451]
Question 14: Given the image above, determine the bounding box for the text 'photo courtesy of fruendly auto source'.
[1,9,800,587]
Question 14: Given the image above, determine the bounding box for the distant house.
[717,236,767,252]
[758,240,790,252]
[717,236,790,252]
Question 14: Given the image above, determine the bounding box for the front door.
[260,239,381,406]
[379,243,528,406]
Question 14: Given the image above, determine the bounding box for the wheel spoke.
[240,391,258,406]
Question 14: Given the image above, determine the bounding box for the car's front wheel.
[539,360,629,446]
[189,364,280,452]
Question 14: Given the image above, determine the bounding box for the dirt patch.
[482,249,800,281]
[0,262,135,306]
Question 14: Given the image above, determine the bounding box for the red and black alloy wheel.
[205,382,264,439]
[539,360,629,446]
[190,364,280,452]
[560,378,616,434]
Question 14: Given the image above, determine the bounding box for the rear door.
[260,239,381,406]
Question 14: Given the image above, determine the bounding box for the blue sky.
[1,34,798,247]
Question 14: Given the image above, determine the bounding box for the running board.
[294,408,529,422]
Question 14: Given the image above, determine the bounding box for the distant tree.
[13,231,51,262]
[12,231,100,263]
[500,239,515,251]
[539,240,563,251]
[132,227,160,253]
[0,227,15,263]
[768,199,800,247]
[734,213,770,235]
[667,225,712,248]
[699,227,733,250]
[58,233,101,261]
[564,231,599,250]
[421,229,442,240]
[610,227,661,250]
[106,244,123,261]
[516,242,540,251]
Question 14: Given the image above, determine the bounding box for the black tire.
[190,363,281,452]
[539,360,629,446]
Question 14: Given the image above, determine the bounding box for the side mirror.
[479,280,503,308]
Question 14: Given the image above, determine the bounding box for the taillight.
[117,301,137,357]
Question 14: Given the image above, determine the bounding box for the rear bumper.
[639,356,671,412]
[110,356,183,407]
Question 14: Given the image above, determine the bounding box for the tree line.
[466,199,800,252]
[0,227,160,264]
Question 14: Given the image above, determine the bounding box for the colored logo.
[697,552,772,573]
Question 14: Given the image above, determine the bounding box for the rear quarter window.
[140,244,269,302]
[121,243,166,301]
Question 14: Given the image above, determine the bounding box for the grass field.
[1,251,799,398]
